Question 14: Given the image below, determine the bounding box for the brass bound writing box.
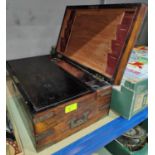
[7,3,147,150]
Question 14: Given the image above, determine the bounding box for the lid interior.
[56,4,142,82]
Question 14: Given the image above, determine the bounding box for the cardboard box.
[111,46,148,119]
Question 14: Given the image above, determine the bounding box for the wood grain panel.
[65,9,125,78]
[56,4,147,84]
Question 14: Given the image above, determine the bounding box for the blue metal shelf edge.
[53,107,148,155]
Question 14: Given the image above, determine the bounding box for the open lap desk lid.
[56,3,147,85]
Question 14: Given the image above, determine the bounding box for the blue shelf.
[53,107,148,155]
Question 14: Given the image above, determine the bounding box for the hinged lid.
[56,3,147,85]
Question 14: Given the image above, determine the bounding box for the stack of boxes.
[111,46,148,119]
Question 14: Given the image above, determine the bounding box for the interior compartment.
[56,6,137,79]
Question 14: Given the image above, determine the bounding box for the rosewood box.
[6,3,147,150]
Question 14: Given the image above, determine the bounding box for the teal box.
[110,78,148,119]
[110,46,148,119]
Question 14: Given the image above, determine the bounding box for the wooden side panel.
[56,9,76,53]
[32,86,111,150]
